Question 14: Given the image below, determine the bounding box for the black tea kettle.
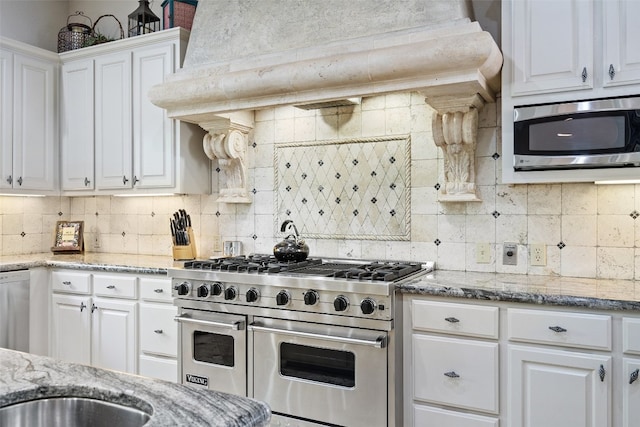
[273,220,309,262]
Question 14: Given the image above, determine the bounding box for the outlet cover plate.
[503,243,518,265]
[531,244,547,266]
[476,243,491,264]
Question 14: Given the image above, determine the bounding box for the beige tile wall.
[2,93,639,280]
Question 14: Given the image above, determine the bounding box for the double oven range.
[168,255,431,427]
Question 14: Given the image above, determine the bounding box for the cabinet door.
[622,358,640,427]
[61,59,94,191]
[511,0,594,96]
[51,294,91,365]
[508,345,611,427]
[603,0,640,87]
[0,49,12,190]
[91,297,137,374]
[95,51,132,189]
[13,53,56,190]
[132,43,174,189]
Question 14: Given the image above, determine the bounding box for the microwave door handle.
[248,323,386,348]
[174,315,243,331]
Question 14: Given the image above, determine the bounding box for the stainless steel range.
[168,255,432,427]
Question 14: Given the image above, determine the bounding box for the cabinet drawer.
[412,299,498,339]
[622,317,640,355]
[139,277,173,302]
[414,405,499,427]
[139,354,177,383]
[508,308,611,351]
[51,270,91,294]
[93,274,137,299]
[140,303,178,357]
[413,334,499,414]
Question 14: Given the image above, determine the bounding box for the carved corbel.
[201,118,252,204]
[428,94,485,202]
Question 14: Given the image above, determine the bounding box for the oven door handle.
[248,324,386,348]
[174,315,244,331]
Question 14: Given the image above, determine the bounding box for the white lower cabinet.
[404,296,640,427]
[91,297,137,373]
[50,270,138,374]
[508,345,611,427]
[405,298,500,426]
[51,293,91,365]
[138,276,177,382]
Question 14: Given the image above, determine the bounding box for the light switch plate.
[476,243,491,264]
[503,243,517,265]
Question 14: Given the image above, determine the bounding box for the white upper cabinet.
[510,0,594,97]
[95,50,133,190]
[61,59,95,190]
[132,44,174,189]
[59,28,210,195]
[506,0,640,102]
[602,0,640,88]
[0,38,58,194]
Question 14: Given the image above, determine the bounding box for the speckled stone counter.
[400,270,640,312]
[0,349,270,426]
[0,253,179,275]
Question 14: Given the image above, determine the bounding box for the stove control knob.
[360,298,376,315]
[211,282,223,296]
[197,285,209,298]
[224,287,237,301]
[246,288,260,303]
[276,290,290,306]
[303,290,319,306]
[333,295,349,312]
[174,282,190,296]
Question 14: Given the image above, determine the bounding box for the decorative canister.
[57,11,92,53]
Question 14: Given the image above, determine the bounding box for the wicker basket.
[85,14,125,47]
[57,11,92,53]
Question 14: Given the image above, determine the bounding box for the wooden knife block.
[172,227,197,260]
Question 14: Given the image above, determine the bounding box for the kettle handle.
[280,220,301,241]
[280,220,294,232]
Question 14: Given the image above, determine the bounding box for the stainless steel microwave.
[513,96,640,171]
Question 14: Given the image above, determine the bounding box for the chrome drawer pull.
[599,364,606,382]
[444,371,460,378]
[445,317,460,323]
[80,302,86,312]
[249,324,386,348]
[154,329,163,334]
[153,288,164,293]
[63,281,72,286]
[630,369,639,385]
[174,315,243,331]
[548,326,567,333]
[106,285,116,289]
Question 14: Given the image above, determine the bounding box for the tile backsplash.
[2,92,640,281]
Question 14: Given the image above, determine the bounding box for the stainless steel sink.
[0,396,151,427]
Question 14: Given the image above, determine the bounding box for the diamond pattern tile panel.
[275,136,410,240]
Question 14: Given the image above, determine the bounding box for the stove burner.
[183,256,424,282]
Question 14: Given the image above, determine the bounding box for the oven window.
[193,331,234,367]
[280,342,355,387]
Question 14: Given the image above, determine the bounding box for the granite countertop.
[401,270,640,312]
[0,349,270,426]
[0,253,180,275]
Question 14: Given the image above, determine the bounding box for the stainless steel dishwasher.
[0,270,30,352]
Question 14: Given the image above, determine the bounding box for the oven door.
[250,317,388,426]
[175,309,246,396]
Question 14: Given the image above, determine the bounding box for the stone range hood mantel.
[150,20,503,203]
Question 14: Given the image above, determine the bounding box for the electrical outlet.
[531,244,547,266]
[476,243,491,264]
[213,236,222,252]
[503,243,518,265]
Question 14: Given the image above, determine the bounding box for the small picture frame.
[51,221,84,254]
